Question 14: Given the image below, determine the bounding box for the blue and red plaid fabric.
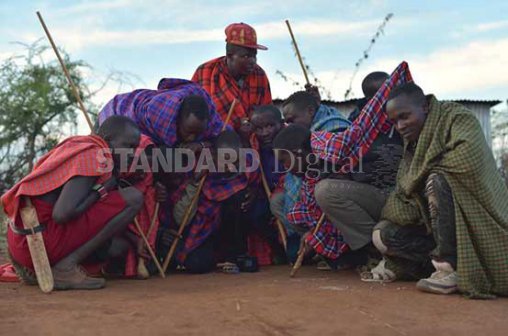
[98,78,224,146]
[287,175,349,259]
[192,57,272,130]
[288,61,413,259]
[283,105,351,231]
[311,62,413,166]
[173,165,259,262]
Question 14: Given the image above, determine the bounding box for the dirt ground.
[1,266,508,336]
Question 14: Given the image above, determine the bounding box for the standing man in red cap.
[192,22,272,139]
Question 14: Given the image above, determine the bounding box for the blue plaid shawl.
[98,78,224,146]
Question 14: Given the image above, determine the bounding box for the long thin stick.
[134,218,165,278]
[290,213,325,277]
[137,202,161,278]
[162,99,238,272]
[36,12,94,132]
[285,19,310,86]
[147,202,160,238]
[259,163,287,251]
[37,11,162,276]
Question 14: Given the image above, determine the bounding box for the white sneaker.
[416,260,458,295]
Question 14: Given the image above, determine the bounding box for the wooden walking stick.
[36,11,94,132]
[259,163,287,251]
[285,19,311,86]
[290,213,325,278]
[19,197,54,293]
[134,217,165,278]
[37,11,163,277]
[162,99,237,272]
[137,202,163,278]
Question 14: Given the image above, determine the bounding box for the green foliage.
[0,41,96,193]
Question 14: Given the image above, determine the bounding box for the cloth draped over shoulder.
[192,56,272,130]
[382,96,508,298]
[1,135,112,222]
[98,78,224,146]
[311,61,412,168]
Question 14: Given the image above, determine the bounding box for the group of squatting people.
[3,22,508,299]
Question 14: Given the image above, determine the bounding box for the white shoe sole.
[416,279,458,295]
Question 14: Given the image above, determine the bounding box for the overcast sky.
[1,0,507,121]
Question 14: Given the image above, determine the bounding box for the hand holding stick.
[259,164,288,251]
[162,99,238,272]
[290,213,325,278]
[137,202,162,278]
[37,11,162,279]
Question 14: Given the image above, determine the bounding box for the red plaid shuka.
[288,61,414,259]
[1,135,112,222]
[288,174,349,259]
[311,61,413,166]
[192,56,272,130]
[121,135,160,277]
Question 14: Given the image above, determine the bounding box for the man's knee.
[372,220,395,254]
[119,186,144,213]
[315,179,345,211]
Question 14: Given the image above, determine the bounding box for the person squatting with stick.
[3,116,145,290]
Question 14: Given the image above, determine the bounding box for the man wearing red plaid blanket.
[273,62,412,269]
[3,116,144,290]
[192,22,272,140]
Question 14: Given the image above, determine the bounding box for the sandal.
[316,260,333,271]
[360,259,396,283]
[217,262,240,274]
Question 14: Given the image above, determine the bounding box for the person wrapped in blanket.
[364,82,508,299]
[217,105,286,270]
[165,130,259,274]
[2,116,144,290]
[270,89,350,262]
[273,62,412,269]
[98,78,240,275]
[192,22,271,142]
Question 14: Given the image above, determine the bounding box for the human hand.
[305,84,321,105]
[240,188,257,212]
[298,231,313,257]
[155,182,167,202]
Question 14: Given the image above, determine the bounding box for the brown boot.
[52,264,106,290]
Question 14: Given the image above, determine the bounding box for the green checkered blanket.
[382,95,508,298]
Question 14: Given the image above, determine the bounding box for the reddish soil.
[1,266,507,336]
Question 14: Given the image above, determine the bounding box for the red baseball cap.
[225,22,268,50]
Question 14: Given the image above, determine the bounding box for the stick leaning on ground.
[36,11,164,279]
[161,99,238,273]
[259,164,288,251]
[137,202,163,278]
[290,213,325,278]
[285,19,311,86]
